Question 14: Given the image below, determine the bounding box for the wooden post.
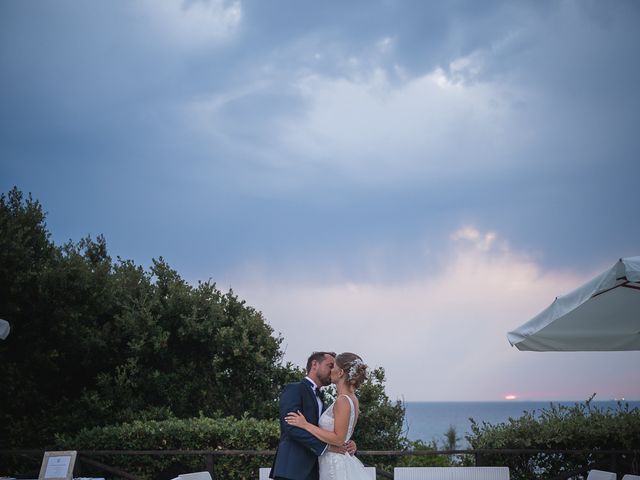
[205,453,215,480]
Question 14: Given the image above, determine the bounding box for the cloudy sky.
[2,0,639,401]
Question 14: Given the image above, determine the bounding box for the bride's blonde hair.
[335,352,367,389]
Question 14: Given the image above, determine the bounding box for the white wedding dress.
[318,395,371,480]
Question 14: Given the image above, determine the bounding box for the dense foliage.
[467,398,640,479]
[0,187,299,448]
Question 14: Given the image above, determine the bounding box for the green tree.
[82,257,299,423]
[353,367,405,451]
[0,187,63,445]
[0,187,298,447]
[443,424,460,451]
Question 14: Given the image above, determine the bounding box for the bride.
[285,352,371,480]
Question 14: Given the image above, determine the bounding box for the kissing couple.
[270,351,371,480]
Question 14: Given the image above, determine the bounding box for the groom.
[270,351,355,480]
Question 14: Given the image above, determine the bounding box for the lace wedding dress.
[318,395,371,480]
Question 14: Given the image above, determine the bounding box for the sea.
[404,401,640,449]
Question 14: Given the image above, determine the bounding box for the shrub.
[396,440,451,467]
[55,416,280,480]
[466,398,640,480]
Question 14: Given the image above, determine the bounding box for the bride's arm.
[285,396,351,447]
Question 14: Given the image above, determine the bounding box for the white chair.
[178,472,212,480]
[259,467,271,480]
[395,466,510,480]
[622,475,640,480]
[586,471,616,480]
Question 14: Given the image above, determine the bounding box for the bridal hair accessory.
[335,352,367,388]
[347,358,365,380]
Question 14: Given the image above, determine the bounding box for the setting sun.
[504,394,517,400]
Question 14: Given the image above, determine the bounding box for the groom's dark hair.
[306,351,337,372]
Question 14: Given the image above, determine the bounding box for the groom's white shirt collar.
[304,375,324,418]
[304,376,319,390]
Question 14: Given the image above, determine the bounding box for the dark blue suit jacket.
[270,379,327,480]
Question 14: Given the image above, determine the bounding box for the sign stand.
[38,451,77,480]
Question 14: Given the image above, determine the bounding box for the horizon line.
[402,398,640,402]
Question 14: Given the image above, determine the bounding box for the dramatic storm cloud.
[2,0,639,399]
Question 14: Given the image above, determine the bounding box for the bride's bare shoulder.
[335,394,358,411]
[333,394,350,410]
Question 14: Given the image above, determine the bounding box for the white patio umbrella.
[507,256,640,351]
[0,319,10,340]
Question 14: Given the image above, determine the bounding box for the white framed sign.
[38,451,77,480]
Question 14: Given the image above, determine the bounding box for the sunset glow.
[504,395,517,400]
